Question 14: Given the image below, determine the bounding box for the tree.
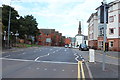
[24,15,38,36]
[2,5,39,44]
[18,15,38,40]
[2,4,19,33]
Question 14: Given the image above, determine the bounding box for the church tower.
[78,21,82,35]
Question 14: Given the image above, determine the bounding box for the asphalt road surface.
[1,47,85,78]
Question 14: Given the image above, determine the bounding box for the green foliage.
[2,4,19,33]
[18,15,38,39]
[2,5,39,40]
[17,43,41,48]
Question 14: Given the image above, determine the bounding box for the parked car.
[68,44,72,48]
[79,44,89,51]
[65,45,68,48]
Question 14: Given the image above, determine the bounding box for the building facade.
[106,0,120,51]
[37,29,64,46]
[87,0,120,51]
[87,13,98,49]
[75,21,88,48]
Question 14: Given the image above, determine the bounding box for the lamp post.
[7,1,12,48]
[7,0,20,48]
[102,0,107,71]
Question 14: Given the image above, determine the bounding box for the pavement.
[74,49,119,79]
[95,50,119,59]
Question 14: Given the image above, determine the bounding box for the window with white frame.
[119,27,120,36]
[119,14,120,23]
[99,28,104,36]
[98,41,103,48]
[109,28,114,34]
[109,41,114,47]
[109,16,114,23]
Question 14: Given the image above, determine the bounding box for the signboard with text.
[46,38,51,43]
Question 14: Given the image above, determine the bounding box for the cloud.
[2,0,115,37]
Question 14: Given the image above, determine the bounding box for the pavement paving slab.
[87,61,119,79]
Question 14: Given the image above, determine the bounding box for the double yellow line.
[78,61,85,80]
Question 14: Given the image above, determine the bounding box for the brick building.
[65,38,71,45]
[37,29,65,46]
[106,0,120,51]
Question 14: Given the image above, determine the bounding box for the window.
[109,28,114,34]
[119,14,120,23]
[98,41,103,48]
[99,27,104,36]
[109,16,114,23]
[119,27,120,36]
[109,41,114,47]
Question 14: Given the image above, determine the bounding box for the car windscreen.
[81,44,87,47]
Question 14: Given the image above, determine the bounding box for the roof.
[96,0,120,10]
[87,12,97,23]
[75,34,84,37]
[39,29,55,35]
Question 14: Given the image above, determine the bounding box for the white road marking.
[4,55,10,58]
[34,51,36,53]
[72,70,74,72]
[21,50,24,51]
[28,67,31,69]
[53,69,56,71]
[2,52,5,54]
[74,53,79,62]
[44,68,47,70]
[22,52,25,54]
[12,51,18,52]
[48,53,50,55]
[56,50,59,52]
[85,62,93,79]
[35,57,40,61]
[62,69,65,71]
[53,51,55,53]
[39,54,49,58]
[64,49,67,51]
[1,58,77,64]
[36,68,40,70]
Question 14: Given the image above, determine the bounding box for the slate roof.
[39,29,55,35]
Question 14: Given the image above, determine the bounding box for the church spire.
[78,21,82,34]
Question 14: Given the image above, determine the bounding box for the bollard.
[89,49,95,62]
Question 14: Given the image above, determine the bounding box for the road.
[1,46,118,79]
[1,47,86,78]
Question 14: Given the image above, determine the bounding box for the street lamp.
[7,1,12,48]
[7,0,20,48]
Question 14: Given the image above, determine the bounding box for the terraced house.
[87,0,120,51]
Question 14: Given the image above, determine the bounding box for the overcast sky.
[1,0,115,37]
